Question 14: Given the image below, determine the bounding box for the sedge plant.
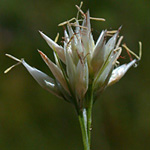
[5,2,142,150]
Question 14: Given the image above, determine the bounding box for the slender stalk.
[87,96,93,146]
[78,108,90,150]
[86,83,94,146]
[78,82,94,150]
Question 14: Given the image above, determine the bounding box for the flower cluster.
[5,5,142,110]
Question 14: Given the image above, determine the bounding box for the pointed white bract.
[91,30,106,74]
[108,59,137,86]
[39,31,66,63]
[65,45,76,92]
[76,60,89,100]
[81,11,95,62]
[22,60,63,99]
[104,28,120,61]
[5,7,141,104]
[94,47,122,90]
[38,50,70,94]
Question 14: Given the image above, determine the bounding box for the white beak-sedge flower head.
[5,2,142,107]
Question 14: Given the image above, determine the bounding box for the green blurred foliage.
[0,0,150,150]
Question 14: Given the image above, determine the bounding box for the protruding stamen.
[5,54,22,62]
[139,41,142,60]
[4,62,21,74]
[55,33,59,43]
[58,18,76,26]
[116,36,124,48]
[4,54,22,74]
[115,60,120,66]
[75,5,85,17]
[107,30,118,34]
[106,33,114,37]
[90,17,105,22]
[113,47,122,64]
[76,1,83,19]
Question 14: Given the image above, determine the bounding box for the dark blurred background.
[0,0,150,150]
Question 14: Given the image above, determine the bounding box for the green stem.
[78,83,94,150]
[87,97,93,145]
[86,84,94,146]
[78,109,90,150]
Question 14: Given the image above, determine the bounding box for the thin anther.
[58,18,76,26]
[4,62,21,74]
[90,17,105,22]
[139,41,142,60]
[106,33,114,37]
[4,54,23,74]
[107,30,117,34]
[55,33,59,43]
[75,5,85,17]
[116,36,124,48]
[5,54,21,62]
[116,60,120,65]
[76,1,83,19]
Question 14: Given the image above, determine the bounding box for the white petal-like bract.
[108,59,137,86]
[22,60,63,99]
